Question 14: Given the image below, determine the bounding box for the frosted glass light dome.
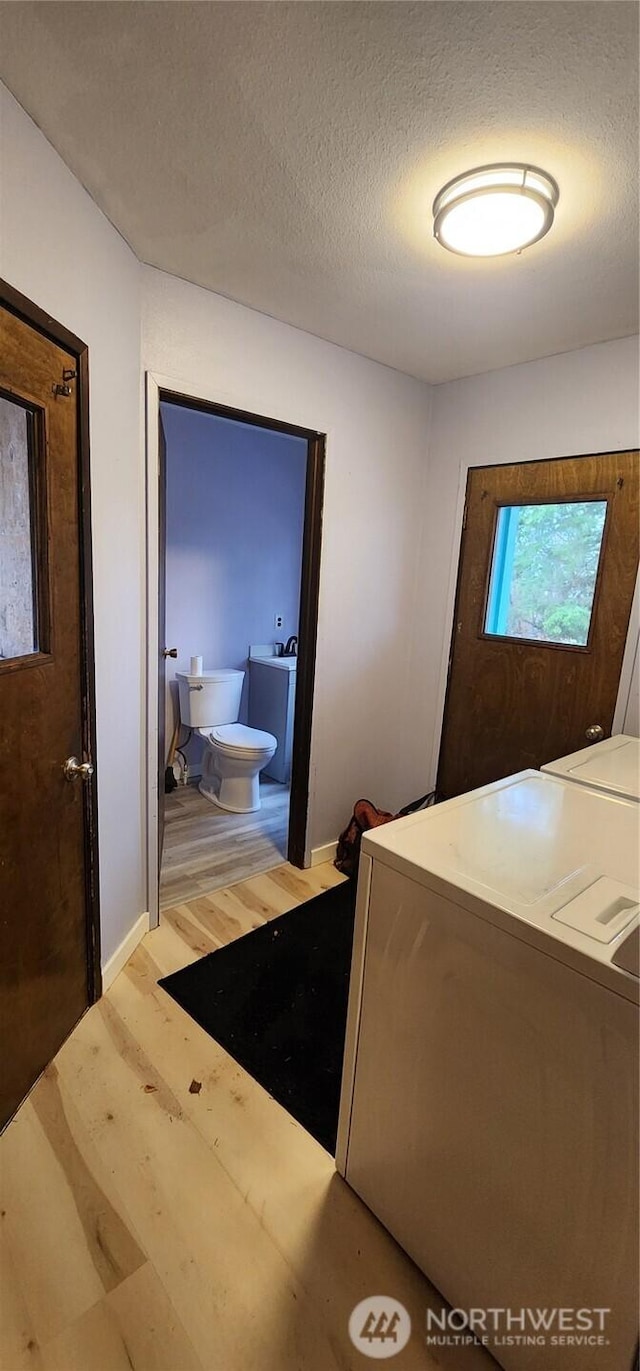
[433,164,559,257]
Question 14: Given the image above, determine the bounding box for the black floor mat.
[159,880,356,1153]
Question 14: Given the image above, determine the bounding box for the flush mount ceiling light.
[433,164,559,257]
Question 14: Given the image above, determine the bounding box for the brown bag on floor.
[334,798,395,879]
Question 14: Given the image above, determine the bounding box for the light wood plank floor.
[0,863,494,1371]
[159,777,290,910]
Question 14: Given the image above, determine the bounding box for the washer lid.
[360,771,639,996]
[542,734,640,801]
[211,723,276,752]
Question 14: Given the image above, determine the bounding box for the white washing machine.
[337,771,639,1371]
[542,733,640,802]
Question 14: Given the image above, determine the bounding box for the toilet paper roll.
[190,655,203,676]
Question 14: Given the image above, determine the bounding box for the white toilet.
[176,669,277,813]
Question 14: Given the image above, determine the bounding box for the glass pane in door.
[0,393,39,660]
[485,500,608,647]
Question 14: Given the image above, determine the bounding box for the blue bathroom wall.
[162,402,307,769]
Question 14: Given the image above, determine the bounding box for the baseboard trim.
[101,912,149,992]
[310,840,337,867]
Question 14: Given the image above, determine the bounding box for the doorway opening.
[150,386,325,921]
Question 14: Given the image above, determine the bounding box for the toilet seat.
[209,723,276,755]
[195,723,276,756]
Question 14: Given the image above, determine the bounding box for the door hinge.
[52,368,77,397]
[462,500,468,530]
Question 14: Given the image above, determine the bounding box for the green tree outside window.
[486,500,608,646]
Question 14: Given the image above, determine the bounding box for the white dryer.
[542,732,640,801]
[337,771,639,1371]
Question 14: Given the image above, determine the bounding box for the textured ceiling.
[0,1,638,383]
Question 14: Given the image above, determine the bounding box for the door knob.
[63,756,94,783]
[585,724,604,742]
[163,647,178,659]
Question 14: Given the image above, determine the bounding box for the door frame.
[145,372,326,926]
[1,278,102,999]
[431,448,640,787]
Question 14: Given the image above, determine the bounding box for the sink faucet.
[284,635,298,656]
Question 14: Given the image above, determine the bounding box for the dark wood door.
[158,411,167,867]
[437,451,639,799]
[0,304,92,1128]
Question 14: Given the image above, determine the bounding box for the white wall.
[623,641,639,738]
[425,336,640,773]
[0,84,144,964]
[143,267,434,850]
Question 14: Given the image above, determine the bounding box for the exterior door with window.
[0,297,97,1130]
[437,451,639,800]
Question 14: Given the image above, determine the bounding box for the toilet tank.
[176,669,244,728]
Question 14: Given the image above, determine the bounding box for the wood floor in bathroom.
[159,776,290,909]
[0,861,494,1371]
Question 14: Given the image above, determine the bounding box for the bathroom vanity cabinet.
[248,655,297,784]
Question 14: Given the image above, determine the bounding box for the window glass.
[484,500,608,647]
[0,394,39,659]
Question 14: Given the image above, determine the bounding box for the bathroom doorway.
[151,387,325,917]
